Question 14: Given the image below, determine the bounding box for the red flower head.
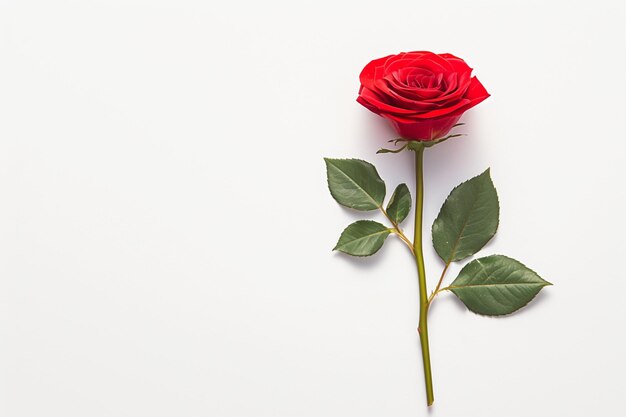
[357,51,489,141]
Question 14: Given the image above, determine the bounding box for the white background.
[1,1,625,416]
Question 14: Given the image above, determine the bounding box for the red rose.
[357,51,489,141]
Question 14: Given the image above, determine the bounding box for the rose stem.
[413,145,434,406]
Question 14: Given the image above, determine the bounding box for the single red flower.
[357,51,489,141]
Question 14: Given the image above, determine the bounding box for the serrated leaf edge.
[432,168,500,263]
[386,183,411,225]
[448,254,552,317]
[332,220,392,257]
[324,158,385,211]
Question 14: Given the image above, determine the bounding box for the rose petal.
[423,71,471,104]
[440,53,473,73]
[358,87,420,115]
[410,98,472,119]
[465,76,490,103]
[390,113,462,141]
[359,54,395,89]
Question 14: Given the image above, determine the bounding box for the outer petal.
[411,98,472,119]
[389,114,462,141]
[465,76,490,104]
[359,54,396,89]
[439,53,472,73]
[358,87,418,115]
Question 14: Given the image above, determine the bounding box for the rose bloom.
[357,51,489,141]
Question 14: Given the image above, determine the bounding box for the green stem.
[413,145,434,406]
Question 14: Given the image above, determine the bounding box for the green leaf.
[333,220,391,256]
[386,184,411,224]
[449,255,552,316]
[324,158,386,211]
[432,169,499,263]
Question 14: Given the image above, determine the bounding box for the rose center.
[406,72,446,90]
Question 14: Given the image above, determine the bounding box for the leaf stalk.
[380,207,415,256]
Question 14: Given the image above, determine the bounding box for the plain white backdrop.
[1,0,625,416]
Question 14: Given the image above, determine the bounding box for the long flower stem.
[413,145,434,406]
